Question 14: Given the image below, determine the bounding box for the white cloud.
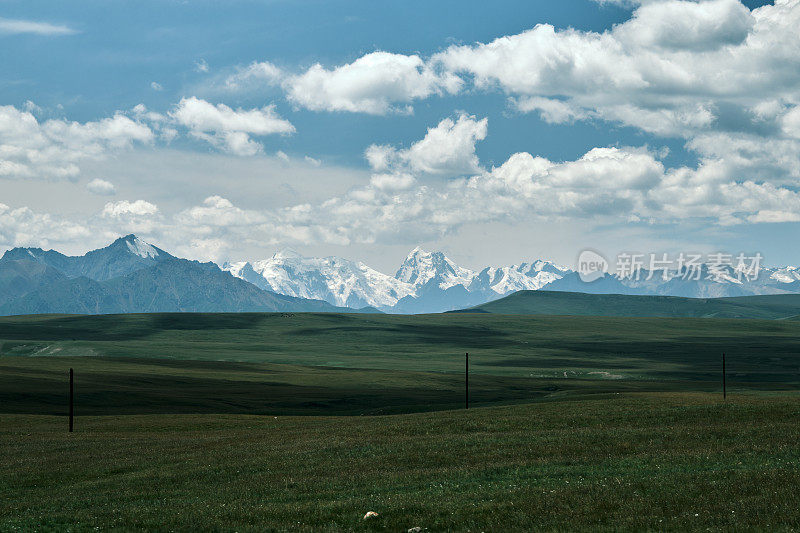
[101,200,158,218]
[284,51,462,114]
[0,203,89,250]
[434,0,800,138]
[5,139,799,262]
[150,81,163,91]
[0,105,154,180]
[170,97,295,155]
[304,155,321,167]
[211,1,800,146]
[615,0,753,51]
[514,97,589,124]
[98,200,161,237]
[687,132,800,184]
[175,195,268,228]
[0,17,76,36]
[224,61,283,90]
[86,178,116,196]
[782,106,800,139]
[194,59,209,73]
[369,172,416,192]
[252,129,800,246]
[365,114,488,178]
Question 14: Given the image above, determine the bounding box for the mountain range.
[2,234,800,316]
[223,247,569,314]
[224,247,800,313]
[0,235,347,315]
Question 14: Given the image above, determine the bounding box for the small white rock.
[408,527,423,533]
[363,511,379,520]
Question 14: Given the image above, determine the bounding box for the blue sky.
[1,0,798,272]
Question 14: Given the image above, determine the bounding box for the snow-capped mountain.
[223,250,415,309]
[5,235,800,315]
[470,261,569,294]
[222,247,800,313]
[224,248,575,313]
[394,247,474,290]
[770,266,800,284]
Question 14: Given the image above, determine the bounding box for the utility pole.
[465,352,469,409]
[69,368,74,432]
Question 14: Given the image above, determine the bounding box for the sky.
[1,0,798,273]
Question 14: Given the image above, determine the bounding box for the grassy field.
[2,393,799,531]
[2,312,800,383]
[2,311,799,530]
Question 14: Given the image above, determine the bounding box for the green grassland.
[2,393,799,531]
[2,311,799,530]
[2,311,800,384]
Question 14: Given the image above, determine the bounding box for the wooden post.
[465,352,469,410]
[69,368,74,432]
[722,353,726,400]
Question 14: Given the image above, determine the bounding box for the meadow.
[2,393,798,531]
[1,311,799,531]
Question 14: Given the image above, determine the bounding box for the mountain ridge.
[0,236,348,316]
[5,235,800,315]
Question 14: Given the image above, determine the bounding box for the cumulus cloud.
[175,195,268,229]
[284,52,462,114]
[86,178,116,196]
[615,0,754,51]
[782,106,800,139]
[0,105,154,180]
[194,59,209,73]
[365,114,488,178]
[0,17,76,36]
[101,200,158,218]
[303,155,321,167]
[98,200,161,236]
[5,140,799,260]
[224,61,283,91]
[150,130,800,252]
[515,97,589,124]
[239,1,797,140]
[434,0,800,138]
[170,97,295,155]
[0,203,89,250]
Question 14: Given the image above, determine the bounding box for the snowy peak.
[770,266,800,284]
[105,234,165,260]
[219,246,800,313]
[119,234,160,259]
[473,260,570,295]
[224,252,415,309]
[270,248,303,261]
[394,248,474,290]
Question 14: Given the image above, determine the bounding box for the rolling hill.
[453,290,800,319]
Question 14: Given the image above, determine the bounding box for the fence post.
[722,353,726,400]
[69,368,74,432]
